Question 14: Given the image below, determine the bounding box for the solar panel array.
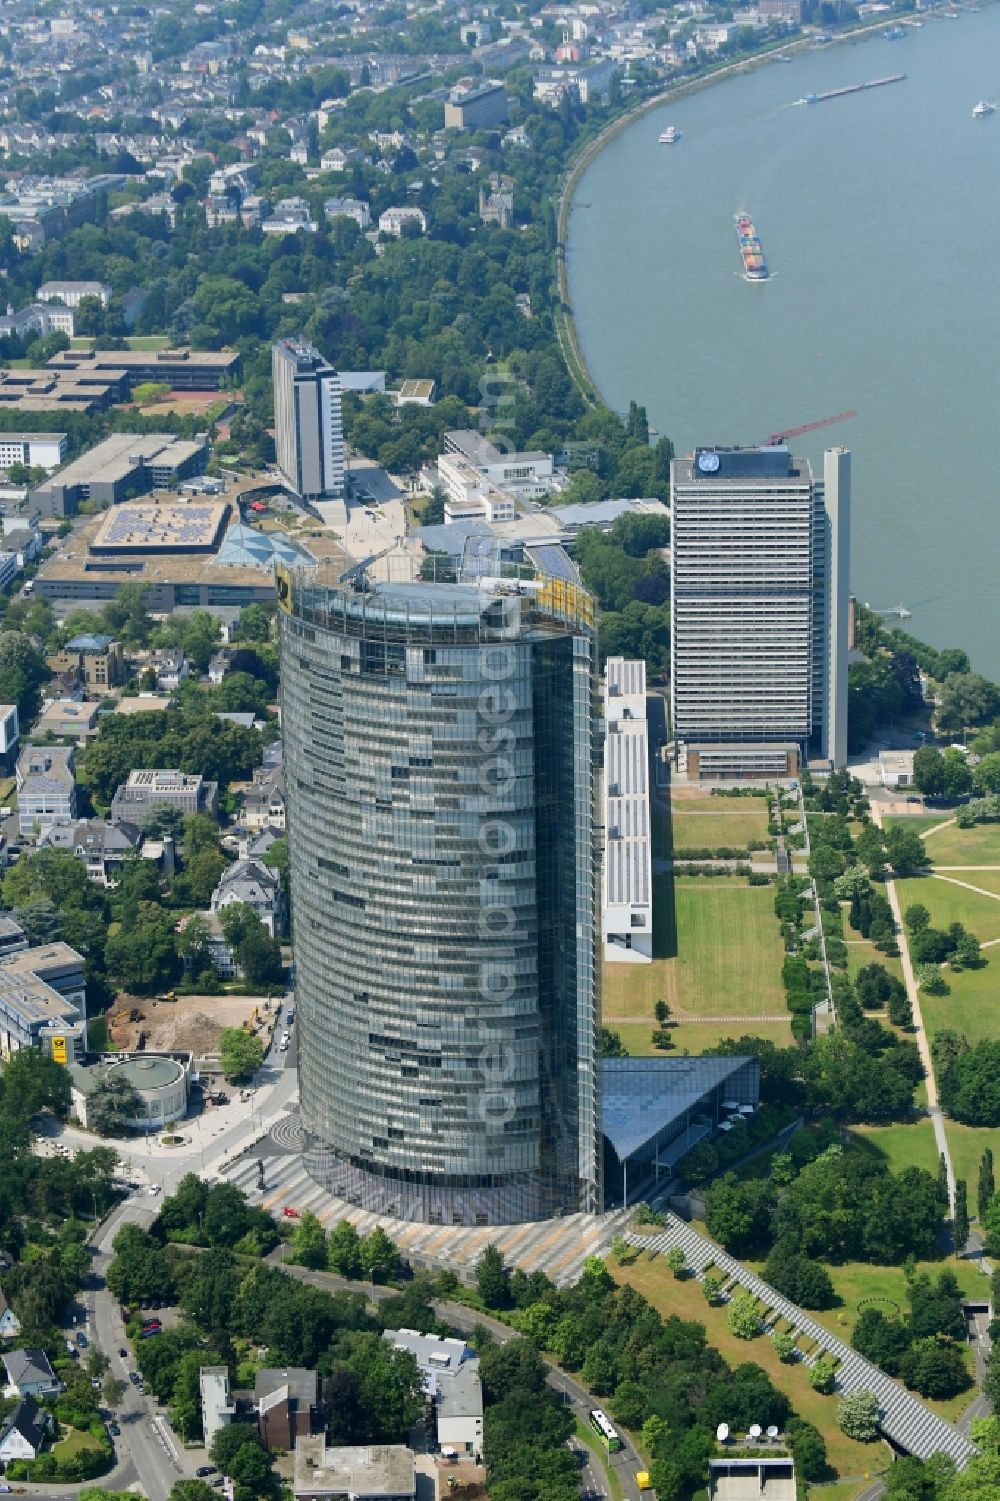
[100,503,221,548]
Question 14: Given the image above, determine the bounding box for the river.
[567,10,1000,676]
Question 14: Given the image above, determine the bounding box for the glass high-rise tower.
[278,562,601,1225]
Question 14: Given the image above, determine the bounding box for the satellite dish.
[716,1424,729,1443]
[749,1424,763,1440]
[766,1426,779,1440]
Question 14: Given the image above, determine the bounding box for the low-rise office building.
[31,433,210,518]
[708,1456,796,1501]
[442,430,558,500]
[69,1052,192,1130]
[0,365,126,415]
[0,942,88,1060]
[34,498,338,613]
[34,699,101,741]
[16,744,76,832]
[602,658,652,964]
[47,347,240,392]
[0,433,66,472]
[293,1438,415,1501]
[110,768,219,823]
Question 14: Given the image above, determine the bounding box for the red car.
[282,1206,300,1219]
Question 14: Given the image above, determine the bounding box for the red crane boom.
[764,409,857,447]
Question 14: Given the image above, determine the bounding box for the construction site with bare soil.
[104,992,280,1058]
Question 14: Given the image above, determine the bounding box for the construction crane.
[763,410,857,447]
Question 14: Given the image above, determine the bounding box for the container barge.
[735,214,768,281]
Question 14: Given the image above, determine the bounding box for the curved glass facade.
[278,568,601,1224]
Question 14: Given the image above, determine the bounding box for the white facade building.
[378,205,427,237]
[199,1367,235,1451]
[0,434,66,472]
[35,280,111,308]
[670,446,850,778]
[602,659,652,963]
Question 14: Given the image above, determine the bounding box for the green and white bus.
[589,1409,623,1452]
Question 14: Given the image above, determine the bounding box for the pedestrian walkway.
[222,1134,630,1287]
[871,803,955,1211]
[627,1217,978,1468]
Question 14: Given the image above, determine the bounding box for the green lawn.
[944,1122,1000,1209]
[896,876,1000,943]
[919,962,999,1048]
[613,1253,893,1483]
[126,334,172,350]
[848,1119,940,1177]
[668,1018,794,1052]
[53,1428,104,1461]
[611,1018,794,1056]
[887,815,1000,867]
[603,879,785,1019]
[671,802,769,851]
[936,869,1000,899]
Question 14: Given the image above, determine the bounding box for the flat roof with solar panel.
[92,499,230,554]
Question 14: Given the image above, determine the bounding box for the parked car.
[129,1372,141,1385]
[77,1331,88,1346]
[282,1205,300,1219]
[148,1184,161,1196]
[119,1348,128,1358]
[139,1326,162,1339]
[141,1318,162,1331]
[109,1422,120,1436]
[196,1467,216,1477]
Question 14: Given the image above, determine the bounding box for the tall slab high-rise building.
[277,562,602,1225]
[271,337,344,501]
[670,445,850,779]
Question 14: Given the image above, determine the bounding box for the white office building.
[602,659,652,963]
[272,337,344,501]
[670,446,850,779]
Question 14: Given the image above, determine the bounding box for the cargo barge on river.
[735,213,768,281]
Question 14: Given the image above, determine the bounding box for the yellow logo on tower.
[50,1036,67,1064]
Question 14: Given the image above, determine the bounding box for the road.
[18,1009,301,1501]
[271,1258,644,1501]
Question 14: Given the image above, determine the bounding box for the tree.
[327,1219,363,1278]
[973,753,1000,796]
[772,1329,797,1362]
[654,999,671,1024]
[900,1337,970,1399]
[477,1244,511,1308]
[170,1484,218,1501]
[665,1247,686,1278]
[219,1027,264,1081]
[952,1178,970,1255]
[952,931,982,969]
[599,1026,627,1058]
[837,1389,880,1442]
[104,901,179,993]
[726,1291,762,1340]
[936,673,1000,733]
[208,1425,276,1501]
[979,1148,995,1221]
[904,903,930,932]
[359,1226,397,1284]
[86,1072,143,1136]
[705,1174,774,1257]
[218,903,283,987]
[808,1357,837,1394]
[701,1272,725,1305]
[289,1210,327,1269]
[885,825,927,875]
